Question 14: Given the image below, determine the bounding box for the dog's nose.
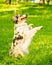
[24,14,27,17]
[23,14,25,16]
[24,14,27,18]
[23,14,27,17]
[26,14,27,17]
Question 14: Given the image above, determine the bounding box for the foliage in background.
[0,0,52,5]
[0,2,52,65]
[46,0,50,5]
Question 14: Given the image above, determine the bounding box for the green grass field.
[0,4,52,65]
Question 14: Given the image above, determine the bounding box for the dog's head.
[12,14,27,24]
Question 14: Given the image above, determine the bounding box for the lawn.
[0,4,52,65]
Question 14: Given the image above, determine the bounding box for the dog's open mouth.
[21,17,27,20]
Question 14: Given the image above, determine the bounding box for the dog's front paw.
[29,24,34,30]
[38,26,43,30]
[40,26,43,29]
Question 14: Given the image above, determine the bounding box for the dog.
[10,14,43,57]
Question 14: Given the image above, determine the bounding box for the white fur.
[22,26,43,53]
[10,21,43,57]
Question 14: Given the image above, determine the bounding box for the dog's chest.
[14,23,29,35]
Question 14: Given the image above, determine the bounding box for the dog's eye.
[16,16,18,19]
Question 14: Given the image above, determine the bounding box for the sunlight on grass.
[20,7,29,10]
[0,4,22,12]
[0,3,52,65]
[35,6,44,8]
[0,8,18,12]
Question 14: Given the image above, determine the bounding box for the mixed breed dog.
[10,14,43,57]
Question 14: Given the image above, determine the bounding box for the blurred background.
[0,0,52,65]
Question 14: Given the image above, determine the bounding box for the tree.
[25,0,29,2]
[21,0,24,2]
[6,0,11,4]
[16,0,18,4]
[46,0,50,5]
[39,0,45,4]
[16,0,22,4]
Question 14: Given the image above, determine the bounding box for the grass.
[0,3,52,65]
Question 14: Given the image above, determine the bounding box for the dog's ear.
[12,16,18,24]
